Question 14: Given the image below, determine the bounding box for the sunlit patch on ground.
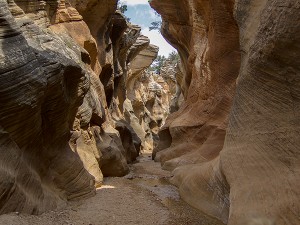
[97,185,116,190]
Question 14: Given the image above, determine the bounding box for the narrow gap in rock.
[0,0,298,225]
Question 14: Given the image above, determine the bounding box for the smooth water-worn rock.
[3,0,297,223]
[151,0,300,225]
[220,1,300,224]
[0,0,165,215]
[0,0,95,214]
[150,0,241,171]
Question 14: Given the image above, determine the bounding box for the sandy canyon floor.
[0,153,223,225]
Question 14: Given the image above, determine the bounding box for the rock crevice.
[0,0,176,215]
[1,1,299,225]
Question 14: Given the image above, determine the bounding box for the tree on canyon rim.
[149,51,179,74]
[147,12,178,74]
[118,2,127,13]
[117,2,130,21]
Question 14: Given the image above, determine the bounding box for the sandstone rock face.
[49,4,109,187]
[151,0,300,225]
[106,16,178,153]
[0,0,163,215]
[221,1,300,224]
[125,48,181,152]
[126,71,174,152]
[159,58,183,113]
[0,0,95,214]
[150,0,241,171]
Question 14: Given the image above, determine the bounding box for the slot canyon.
[0,0,299,225]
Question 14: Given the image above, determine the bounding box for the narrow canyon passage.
[0,153,223,225]
[0,0,299,225]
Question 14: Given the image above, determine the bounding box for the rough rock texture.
[0,0,96,214]
[107,17,178,153]
[220,1,300,224]
[160,58,184,113]
[126,70,177,152]
[125,44,180,151]
[150,0,241,172]
[0,0,163,215]
[151,0,300,225]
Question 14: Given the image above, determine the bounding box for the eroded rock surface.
[0,0,169,215]
[0,154,224,225]
[150,0,241,172]
[2,0,298,223]
[0,0,95,214]
[221,1,300,224]
[151,0,300,225]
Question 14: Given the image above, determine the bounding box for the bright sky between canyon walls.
[120,0,176,57]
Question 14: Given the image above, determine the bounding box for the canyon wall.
[2,0,298,223]
[0,0,96,214]
[0,0,172,215]
[151,0,300,225]
[150,0,241,172]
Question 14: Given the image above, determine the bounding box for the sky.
[119,0,176,57]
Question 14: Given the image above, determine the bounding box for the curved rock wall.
[3,0,297,223]
[0,0,95,214]
[151,0,300,224]
[150,0,241,171]
[0,0,163,215]
[222,1,300,224]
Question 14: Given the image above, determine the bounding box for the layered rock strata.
[151,0,300,225]
[0,0,166,215]
[109,15,177,153]
[0,0,96,214]
[150,0,241,172]
[159,58,184,113]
